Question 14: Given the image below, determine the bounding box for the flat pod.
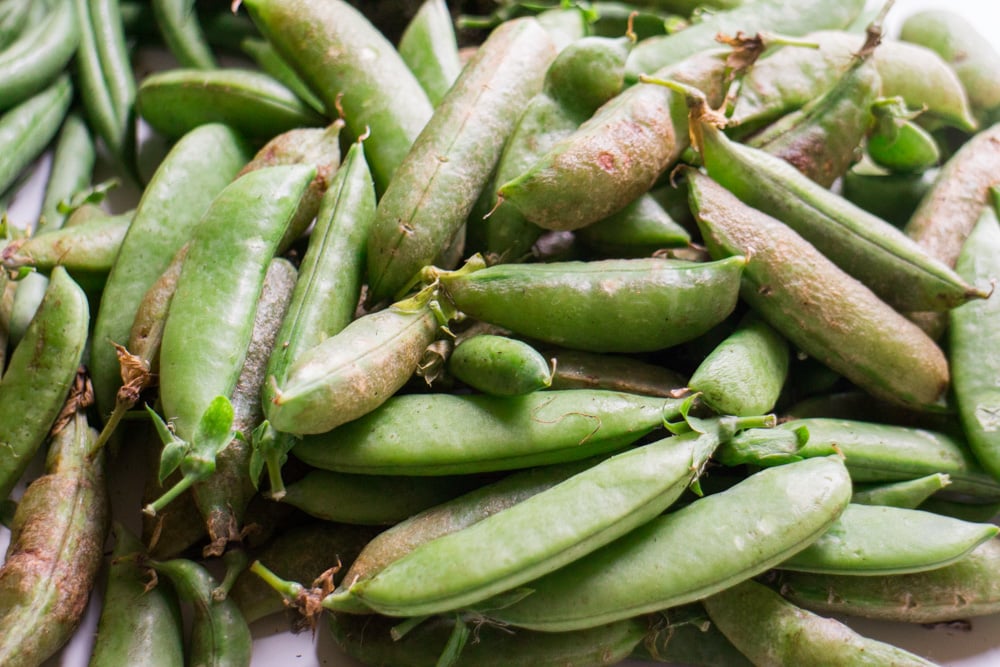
[439,256,744,353]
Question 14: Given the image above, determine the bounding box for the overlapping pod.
[0,74,72,197]
[398,0,462,106]
[447,334,553,396]
[0,0,78,112]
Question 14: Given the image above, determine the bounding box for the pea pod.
[448,334,553,396]
[574,193,691,257]
[703,579,937,667]
[487,456,852,632]
[137,69,326,140]
[239,37,324,114]
[0,0,79,112]
[292,390,687,476]
[398,0,462,106]
[852,473,950,509]
[38,111,96,231]
[0,74,72,197]
[242,0,433,192]
[151,0,216,69]
[865,97,941,174]
[548,349,687,397]
[366,17,557,304]
[0,0,32,50]
[841,164,937,227]
[0,267,88,500]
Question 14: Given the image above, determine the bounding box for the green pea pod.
[0,267,88,500]
[39,111,96,231]
[866,97,941,174]
[137,69,326,140]
[689,311,789,416]
[778,503,999,575]
[448,334,553,396]
[366,17,557,304]
[777,538,1000,623]
[329,613,646,667]
[88,523,184,667]
[91,123,253,422]
[852,473,950,509]
[918,497,1000,523]
[548,349,687,396]
[901,10,1000,127]
[149,558,252,667]
[730,30,978,133]
[0,0,32,50]
[703,579,938,667]
[242,0,433,192]
[292,389,687,476]
[841,164,937,228]
[633,604,754,667]
[625,0,863,81]
[437,255,744,354]
[0,407,108,666]
[0,74,72,197]
[575,192,691,257]
[951,206,1000,481]
[239,37,324,114]
[151,0,216,69]
[0,0,79,112]
[266,283,444,436]
[326,414,764,617]
[398,0,462,107]
[487,455,851,632]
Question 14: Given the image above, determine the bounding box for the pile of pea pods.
[4,0,1000,665]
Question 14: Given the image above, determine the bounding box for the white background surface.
[5,1,1000,665]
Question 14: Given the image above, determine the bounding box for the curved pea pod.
[242,0,432,192]
[91,123,253,422]
[325,414,760,617]
[951,207,1000,481]
[548,349,687,397]
[0,267,88,500]
[865,99,940,175]
[137,68,326,140]
[842,164,937,228]
[689,311,789,416]
[0,408,108,667]
[730,30,977,132]
[366,17,557,304]
[266,284,444,436]
[88,523,184,667]
[777,503,998,575]
[151,0,216,69]
[703,579,938,667]
[448,334,553,396]
[0,0,32,50]
[487,455,851,632]
[149,558,252,667]
[575,193,691,257]
[901,10,1000,127]
[329,612,646,667]
[625,0,863,81]
[687,168,951,410]
[438,256,743,354]
[39,112,96,231]
[0,0,79,112]
[239,37,324,114]
[497,49,731,232]
[852,473,950,509]
[399,0,462,107]
[777,538,1000,623]
[0,74,72,197]
[293,390,687,476]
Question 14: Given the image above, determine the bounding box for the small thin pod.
[852,473,950,509]
[239,37,325,114]
[151,0,217,69]
[0,0,79,112]
[548,349,687,397]
[398,0,462,106]
[39,111,95,231]
[448,334,553,396]
[703,579,938,667]
[865,97,940,174]
[0,74,72,197]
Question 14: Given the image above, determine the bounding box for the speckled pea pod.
[487,455,851,632]
[703,579,938,667]
[865,97,941,174]
[689,311,789,417]
[951,206,1000,481]
[0,267,88,500]
[777,538,1000,623]
[149,558,252,667]
[87,523,184,667]
[399,0,462,106]
[242,0,432,192]
[548,349,687,397]
[852,473,950,509]
[0,74,72,197]
[137,69,326,140]
[842,165,937,227]
[437,255,744,353]
[366,17,557,304]
[448,334,553,396]
[151,0,216,68]
[292,389,687,476]
[0,406,108,667]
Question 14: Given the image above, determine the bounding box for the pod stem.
[212,548,250,601]
[144,471,199,516]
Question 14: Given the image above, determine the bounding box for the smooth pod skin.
[689,311,789,416]
[398,0,462,106]
[292,390,685,476]
[150,559,252,667]
[267,286,441,435]
[625,0,864,80]
[439,256,744,353]
[487,456,852,632]
[137,69,326,140]
[575,193,691,257]
[239,37,325,114]
[151,0,217,69]
[88,523,184,667]
[90,123,253,421]
[687,169,950,410]
[326,423,731,617]
[842,165,937,227]
[0,267,89,500]
[242,0,433,192]
[703,579,937,667]
[0,0,78,112]
[366,18,557,304]
[0,410,108,666]
[777,504,999,575]
[548,349,687,396]
[329,613,647,667]
[951,207,1000,481]
[448,334,553,396]
[852,473,950,509]
[865,104,940,174]
[777,538,1000,623]
[39,111,96,230]
[0,74,72,197]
